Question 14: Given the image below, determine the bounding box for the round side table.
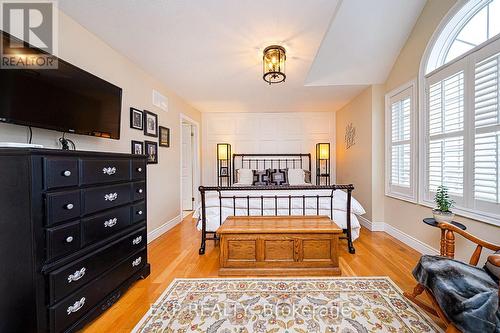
[422,218,466,230]
[423,218,466,257]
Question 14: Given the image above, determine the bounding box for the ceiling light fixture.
[263,45,286,84]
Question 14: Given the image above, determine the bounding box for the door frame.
[179,113,201,213]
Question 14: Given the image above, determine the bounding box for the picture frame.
[131,140,144,155]
[144,110,158,137]
[159,126,170,147]
[145,140,158,164]
[130,107,143,130]
[220,166,228,176]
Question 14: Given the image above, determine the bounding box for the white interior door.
[181,123,193,211]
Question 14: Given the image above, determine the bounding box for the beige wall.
[336,0,500,262]
[371,85,386,224]
[336,87,373,220]
[0,11,202,235]
[385,0,456,91]
[336,85,385,223]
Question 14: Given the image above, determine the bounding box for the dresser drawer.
[82,183,132,215]
[50,248,146,333]
[80,159,131,185]
[133,181,146,202]
[82,206,131,246]
[45,190,81,226]
[131,201,146,224]
[46,221,81,261]
[44,158,79,189]
[131,159,146,180]
[49,228,146,304]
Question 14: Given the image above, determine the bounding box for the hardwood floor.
[81,215,437,332]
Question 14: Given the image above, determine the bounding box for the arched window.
[446,0,500,62]
[421,0,500,226]
[426,0,500,73]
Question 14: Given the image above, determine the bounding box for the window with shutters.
[385,81,417,202]
[473,47,500,214]
[422,0,500,226]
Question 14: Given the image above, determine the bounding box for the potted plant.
[433,185,455,223]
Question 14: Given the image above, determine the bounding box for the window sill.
[418,199,500,227]
[385,194,500,227]
[385,192,417,204]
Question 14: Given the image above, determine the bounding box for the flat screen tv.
[0,32,122,139]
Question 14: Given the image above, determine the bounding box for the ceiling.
[58,0,426,113]
[306,0,426,86]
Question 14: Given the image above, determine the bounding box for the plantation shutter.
[386,84,416,201]
[426,70,465,199]
[473,51,500,213]
[391,97,411,187]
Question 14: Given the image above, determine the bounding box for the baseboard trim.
[357,216,439,255]
[358,215,372,230]
[357,216,385,232]
[147,214,182,244]
[383,223,439,255]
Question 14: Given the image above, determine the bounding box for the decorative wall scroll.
[345,123,356,150]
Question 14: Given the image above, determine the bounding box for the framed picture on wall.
[131,140,144,155]
[130,108,144,130]
[145,140,158,164]
[144,110,158,137]
[159,126,170,147]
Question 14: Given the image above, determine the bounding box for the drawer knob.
[132,257,142,267]
[137,210,143,215]
[68,267,86,283]
[67,297,86,315]
[104,193,118,201]
[63,170,72,177]
[66,236,74,243]
[132,236,142,245]
[102,167,117,175]
[65,203,74,210]
[104,217,118,228]
[137,167,143,172]
[138,189,143,194]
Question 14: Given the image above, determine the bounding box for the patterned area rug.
[133,277,442,333]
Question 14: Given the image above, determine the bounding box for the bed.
[194,153,366,255]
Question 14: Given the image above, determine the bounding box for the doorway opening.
[180,114,200,218]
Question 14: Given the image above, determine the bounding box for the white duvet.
[194,189,365,241]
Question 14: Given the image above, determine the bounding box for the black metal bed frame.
[198,184,356,255]
[232,153,311,184]
[198,153,356,256]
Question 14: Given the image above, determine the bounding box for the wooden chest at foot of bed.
[217,216,342,276]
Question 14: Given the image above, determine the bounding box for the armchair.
[404,222,500,333]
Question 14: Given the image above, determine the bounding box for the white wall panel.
[234,140,259,154]
[202,112,336,185]
[235,118,258,135]
[304,116,330,134]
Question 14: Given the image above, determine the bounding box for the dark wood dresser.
[0,148,151,333]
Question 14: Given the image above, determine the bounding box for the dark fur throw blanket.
[413,255,499,333]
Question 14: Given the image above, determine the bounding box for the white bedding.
[194,189,365,241]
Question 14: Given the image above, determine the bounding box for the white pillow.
[237,169,253,185]
[288,169,307,185]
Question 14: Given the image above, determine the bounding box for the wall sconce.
[316,143,330,185]
[217,143,231,186]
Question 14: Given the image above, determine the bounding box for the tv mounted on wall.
[0,31,122,140]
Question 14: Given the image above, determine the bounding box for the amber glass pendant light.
[263,45,286,84]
